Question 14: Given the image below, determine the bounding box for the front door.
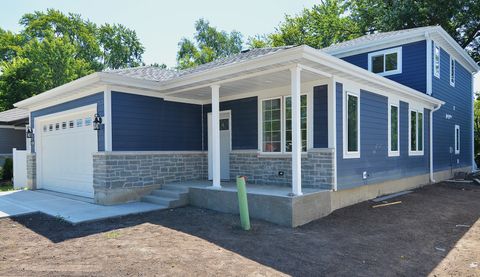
[208,111,231,180]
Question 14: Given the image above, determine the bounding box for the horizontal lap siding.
[313,85,328,148]
[432,48,472,171]
[31,92,105,151]
[112,92,202,151]
[342,40,427,93]
[336,83,430,189]
[0,128,26,153]
[203,97,258,150]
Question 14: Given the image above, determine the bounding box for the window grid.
[285,95,307,152]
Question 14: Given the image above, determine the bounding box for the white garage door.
[36,106,98,198]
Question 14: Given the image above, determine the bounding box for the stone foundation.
[26,153,36,190]
[229,148,334,189]
[93,151,207,205]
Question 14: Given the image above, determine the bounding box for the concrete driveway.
[0,190,165,224]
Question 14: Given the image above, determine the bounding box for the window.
[76,119,83,127]
[434,44,440,78]
[85,117,92,126]
[261,95,308,153]
[43,125,47,132]
[285,95,307,152]
[262,98,281,152]
[450,57,455,87]
[69,120,74,128]
[343,92,360,158]
[49,124,53,131]
[55,123,59,130]
[62,122,67,129]
[388,104,399,156]
[409,109,424,155]
[368,47,402,76]
[455,125,460,154]
[220,119,229,131]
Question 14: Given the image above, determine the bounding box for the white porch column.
[290,66,302,196]
[211,84,221,188]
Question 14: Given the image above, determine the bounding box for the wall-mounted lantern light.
[93,114,103,131]
[26,127,33,139]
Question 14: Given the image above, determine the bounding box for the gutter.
[430,103,443,183]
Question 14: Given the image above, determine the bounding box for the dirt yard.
[0,182,479,276]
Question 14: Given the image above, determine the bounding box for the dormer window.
[368,47,402,76]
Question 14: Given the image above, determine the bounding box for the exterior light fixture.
[93,114,102,131]
[26,127,33,138]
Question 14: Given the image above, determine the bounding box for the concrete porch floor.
[0,190,166,224]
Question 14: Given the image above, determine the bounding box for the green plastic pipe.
[236,176,251,230]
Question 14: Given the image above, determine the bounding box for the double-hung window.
[409,109,424,155]
[434,44,441,78]
[344,91,360,158]
[388,103,399,156]
[454,125,460,154]
[261,95,308,153]
[450,57,455,87]
[368,47,402,76]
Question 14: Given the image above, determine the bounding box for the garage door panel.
[38,109,97,198]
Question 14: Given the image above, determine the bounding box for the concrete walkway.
[0,190,166,224]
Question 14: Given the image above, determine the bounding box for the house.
[0,108,28,165]
[13,26,478,226]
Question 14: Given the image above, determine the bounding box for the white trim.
[34,104,98,122]
[473,75,476,171]
[408,108,425,156]
[454,124,460,155]
[388,100,400,157]
[367,47,402,76]
[0,125,26,130]
[329,76,338,191]
[290,66,302,196]
[434,42,441,79]
[104,89,112,151]
[210,84,221,188]
[450,56,456,87]
[429,104,441,182]
[343,84,361,159]
[426,35,433,95]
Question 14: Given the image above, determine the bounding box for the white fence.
[12,148,27,189]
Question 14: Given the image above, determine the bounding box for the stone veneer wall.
[230,149,334,189]
[26,153,36,189]
[93,151,207,204]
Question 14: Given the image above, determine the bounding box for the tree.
[249,0,362,49]
[475,91,480,165]
[349,0,480,64]
[0,9,146,111]
[177,19,243,69]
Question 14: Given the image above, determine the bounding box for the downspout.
[430,104,442,183]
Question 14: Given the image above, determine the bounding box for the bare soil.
[0,182,479,276]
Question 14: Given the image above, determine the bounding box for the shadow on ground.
[7,182,480,276]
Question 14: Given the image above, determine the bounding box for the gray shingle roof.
[0,108,28,123]
[321,26,437,53]
[103,46,297,82]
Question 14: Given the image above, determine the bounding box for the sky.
[1,0,478,92]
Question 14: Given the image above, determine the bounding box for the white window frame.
[454,124,460,154]
[259,93,311,155]
[388,100,400,157]
[367,47,402,76]
[343,90,360,159]
[450,56,455,87]
[434,43,441,78]
[408,108,424,156]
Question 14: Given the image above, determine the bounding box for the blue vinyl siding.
[203,97,258,150]
[0,128,26,153]
[31,92,104,152]
[342,40,427,93]
[313,85,329,148]
[111,92,202,151]
[336,83,430,189]
[432,48,473,171]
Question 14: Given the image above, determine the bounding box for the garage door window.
[85,117,92,126]
[69,121,74,128]
[76,119,83,127]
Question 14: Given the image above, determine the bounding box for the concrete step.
[161,184,190,193]
[151,189,188,200]
[141,194,188,208]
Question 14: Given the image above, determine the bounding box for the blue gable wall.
[313,85,329,148]
[336,83,430,189]
[111,92,202,151]
[432,48,473,171]
[342,40,427,93]
[31,92,105,152]
[203,97,258,150]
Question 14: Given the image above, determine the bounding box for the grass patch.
[0,181,13,192]
[105,231,121,239]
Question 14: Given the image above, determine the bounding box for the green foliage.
[2,158,13,181]
[177,19,243,69]
[474,92,480,163]
[0,9,145,111]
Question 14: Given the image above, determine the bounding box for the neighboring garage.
[35,104,98,198]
